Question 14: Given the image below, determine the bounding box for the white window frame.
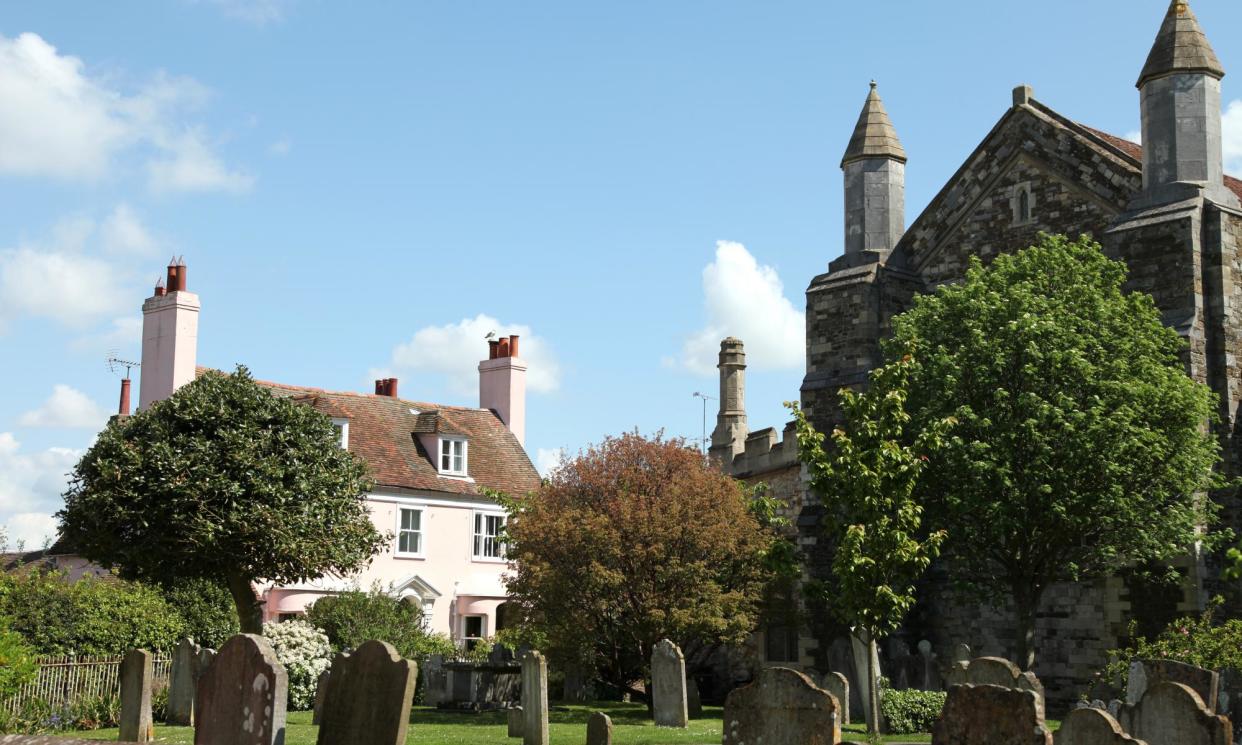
[461,614,486,650]
[395,506,425,558]
[331,418,350,449]
[439,437,468,476]
[472,510,507,562]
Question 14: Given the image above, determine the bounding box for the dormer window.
[331,418,350,449]
[439,437,467,476]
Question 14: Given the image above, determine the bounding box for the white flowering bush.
[263,619,333,710]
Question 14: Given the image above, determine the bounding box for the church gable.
[894,99,1142,288]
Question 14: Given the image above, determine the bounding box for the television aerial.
[106,351,140,380]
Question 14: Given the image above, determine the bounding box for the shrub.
[880,685,946,735]
[1094,596,1242,699]
[306,586,457,662]
[0,627,37,700]
[262,619,332,710]
[159,578,239,649]
[0,570,184,655]
[0,693,119,734]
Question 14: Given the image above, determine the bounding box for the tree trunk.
[866,636,882,736]
[1013,584,1040,672]
[226,572,264,634]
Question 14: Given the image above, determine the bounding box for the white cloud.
[1224,100,1242,176]
[72,315,143,353]
[0,31,249,192]
[677,241,804,376]
[535,448,565,477]
[0,214,137,330]
[101,204,159,256]
[148,128,254,194]
[0,433,81,548]
[19,385,108,429]
[385,314,561,398]
[197,0,293,25]
[268,137,292,156]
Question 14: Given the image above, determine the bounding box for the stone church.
[709,0,1242,706]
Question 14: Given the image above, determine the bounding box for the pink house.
[133,261,540,646]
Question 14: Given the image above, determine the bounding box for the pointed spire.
[841,82,907,168]
[1137,0,1224,88]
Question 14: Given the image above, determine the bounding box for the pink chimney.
[479,334,526,445]
[139,257,199,410]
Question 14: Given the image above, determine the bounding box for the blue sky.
[2,0,1241,546]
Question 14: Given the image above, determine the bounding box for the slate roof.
[258,380,540,498]
[1137,0,1224,87]
[1080,125,1242,202]
[841,82,907,167]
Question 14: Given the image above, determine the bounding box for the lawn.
[64,702,940,744]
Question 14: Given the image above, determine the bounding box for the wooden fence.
[4,655,171,714]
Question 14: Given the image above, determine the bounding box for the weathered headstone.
[821,672,850,726]
[194,633,287,745]
[168,638,202,726]
[918,639,942,691]
[931,684,1052,745]
[521,650,549,745]
[651,639,688,728]
[119,648,153,743]
[423,654,448,707]
[952,643,972,664]
[586,711,612,745]
[507,706,524,738]
[1054,707,1144,745]
[1127,659,1220,713]
[317,640,416,745]
[722,667,841,745]
[312,668,331,725]
[850,633,881,729]
[1118,681,1232,745]
[686,678,703,719]
[956,656,1046,719]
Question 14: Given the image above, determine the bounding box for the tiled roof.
[1137,1,1224,87]
[841,82,907,167]
[1080,125,1242,203]
[258,380,540,498]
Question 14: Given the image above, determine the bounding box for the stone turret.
[709,338,748,464]
[1135,0,1239,208]
[841,82,907,257]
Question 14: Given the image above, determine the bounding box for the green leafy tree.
[0,626,37,700]
[889,234,1226,671]
[306,585,457,661]
[160,578,240,649]
[789,356,950,734]
[58,367,387,634]
[502,432,776,703]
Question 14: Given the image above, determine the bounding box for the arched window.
[1019,189,1031,223]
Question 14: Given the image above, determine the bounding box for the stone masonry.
[712,0,1242,709]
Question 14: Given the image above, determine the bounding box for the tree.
[788,356,950,734]
[306,585,457,661]
[889,234,1225,671]
[58,367,386,634]
[501,432,775,701]
[159,578,240,649]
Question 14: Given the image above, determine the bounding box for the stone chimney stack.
[841,82,907,256]
[1136,0,1239,208]
[138,257,199,410]
[479,335,527,446]
[709,338,748,464]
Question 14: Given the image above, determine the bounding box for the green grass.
[63,703,1052,744]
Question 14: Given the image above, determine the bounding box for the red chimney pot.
[488,340,500,359]
[375,379,385,395]
[509,335,520,357]
[118,378,131,417]
[386,378,398,398]
[497,338,509,357]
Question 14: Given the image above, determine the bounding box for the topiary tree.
[889,234,1227,671]
[159,578,240,650]
[788,355,950,734]
[306,585,456,662]
[502,432,776,702]
[58,366,387,634]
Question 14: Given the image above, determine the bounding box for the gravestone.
[918,639,942,691]
[1054,708,1144,745]
[194,633,287,745]
[722,667,841,745]
[821,672,850,726]
[119,648,153,742]
[849,633,881,730]
[1128,659,1220,713]
[317,641,416,745]
[312,668,331,725]
[952,643,972,664]
[826,637,862,720]
[956,656,1046,719]
[423,654,448,707]
[586,711,612,745]
[651,639,688,728]
[520,650,549,745]
[507,706,524,738]
[168,638,203,726]
[1118,681,1232,745]
[931,684,1052,745]
[686,678,703,719]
